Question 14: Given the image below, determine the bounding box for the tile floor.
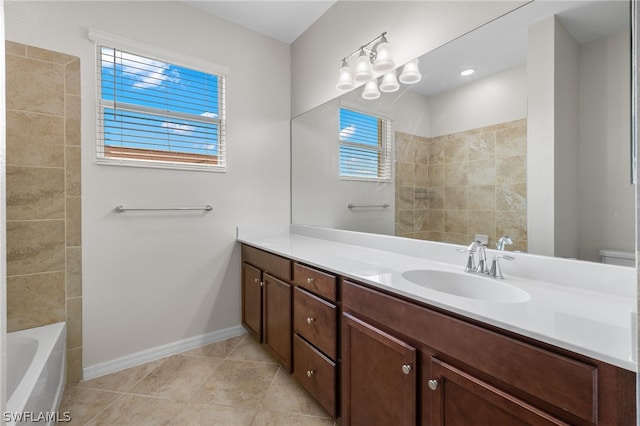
[57,334,335,425]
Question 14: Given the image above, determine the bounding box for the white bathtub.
[7,323,66,426]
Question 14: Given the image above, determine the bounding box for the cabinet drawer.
[343,280,598,424]
[293,263,337,302]
[242,244,291,281]
[294,287,337,359]
[294,334,337,418]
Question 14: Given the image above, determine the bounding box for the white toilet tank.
[599,249,635,267]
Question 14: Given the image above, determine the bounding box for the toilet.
[599,249,636,267]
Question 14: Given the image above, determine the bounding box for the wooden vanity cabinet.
[241,244,292,371]
[341,279,636,426]
[292,263,339,418]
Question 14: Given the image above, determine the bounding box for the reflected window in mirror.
[339,108,392,181]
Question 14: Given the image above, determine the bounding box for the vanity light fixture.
[336,32,422,100]
[460,68,476,76]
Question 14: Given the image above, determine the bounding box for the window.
[339,107,392,181]
[93,32,226,171]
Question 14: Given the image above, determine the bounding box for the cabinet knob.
[260,281,264,287]
[254,278,259,284]
[306,317,315,325]
[401,364,412,375]
[428,379,439,391]
[307,370,315,378]
[306,277,314,284]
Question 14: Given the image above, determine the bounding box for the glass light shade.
[336,61,355,91]
[372,37,395,73]
[379,70,399,93]
[399,59,422,84]
[362,80,381,100]
[354,50,373,83]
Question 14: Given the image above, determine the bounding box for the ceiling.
[184,1,336,44]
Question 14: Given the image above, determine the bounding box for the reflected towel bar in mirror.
[115,205,213,213]
[347,203,390,209]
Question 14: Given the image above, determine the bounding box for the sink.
[401,270,530,303]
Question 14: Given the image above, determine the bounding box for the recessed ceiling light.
[460,68,475,76]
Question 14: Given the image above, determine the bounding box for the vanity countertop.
[237,225,637,372]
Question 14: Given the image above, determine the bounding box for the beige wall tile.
[67,297,83,349]
[444,232,470,245]
[7,110,64,167]
[7,220,65,275]
[396,210,414,234]
[428,164,444,187]
[66,146,81,196]
[445,210,468,234]
[428,231,445,242]
[6,40,26,56]
[6,55,65,115]
[429,187,444,209]
[466,133,495,160]
[468,211,496,239]
[414,188,431,210]
[395,133,416,163]
[396,162,415,186]
[7,271,65,332]
[496,125,527,158]
[66,247,82,298]
[27,45,77,64]
[496,183,527,212]
[444,162,467,187]
[414,209,428,232]
[67,196,82,247]
[428,139,444,165]
[65,94,81,146]
[6,166,65,220]
[496,211,527,241]
[444,186,467,210]
[415,140,430,164]
[444,137,468,163]
[496,155,526,184]
[467,185,496,211]
[396,186,414,210]
[427,210,445,232]
[65,59,81,96]
[67,347,83,384]
[467,159,496,186]
[414,163,429,187]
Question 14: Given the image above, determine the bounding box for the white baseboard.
[82,325,247,381]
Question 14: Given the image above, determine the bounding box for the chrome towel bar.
[347,203,390,209]
[115,205,213,213]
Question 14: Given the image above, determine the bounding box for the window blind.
[96,45,226,171]
[339,108,392,181]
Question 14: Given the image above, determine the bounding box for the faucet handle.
[489,254,514,279]
[457,247,476,272]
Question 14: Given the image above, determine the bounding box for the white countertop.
[237,225,637,372]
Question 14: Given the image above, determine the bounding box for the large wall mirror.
[292,0,634,263]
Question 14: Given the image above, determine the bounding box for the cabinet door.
[429,358,568,426]
[342,313,416,426]
[264,273,292,371]
[242,262,262,342]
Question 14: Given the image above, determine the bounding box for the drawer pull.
[306,317,315,325]
[306,277,314,284]
[260,281,264,287]
[307,370,315,378]
[401,364,412,375]
[428,379,439,391]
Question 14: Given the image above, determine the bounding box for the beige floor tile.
[227,334,278,364]
[251,411,334,426]
[75,359,165,393]
[85,394,186,426]
[129,354,223,400]
[260,368,330,418]
[194,360,279,409]
[181,334,244,358]
[171,402,256,425]
[55,386,119,426]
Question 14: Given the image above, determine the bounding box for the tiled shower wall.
[5,41,82,383]
[395,119,528,251]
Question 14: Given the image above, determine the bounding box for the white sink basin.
[401,270,530,303]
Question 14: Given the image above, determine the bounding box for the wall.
[5,1,291,371]
[579,29,634,261]
[291,1,527,117]
[5,42,82,382]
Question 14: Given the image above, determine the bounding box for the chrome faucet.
[496,235,513,251]
[488,254,514,279]
[458,240,488,274]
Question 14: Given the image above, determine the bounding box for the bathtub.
[6,323,66,426]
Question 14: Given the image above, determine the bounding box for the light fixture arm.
[340,32,388,63]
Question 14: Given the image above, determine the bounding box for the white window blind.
[94,41,226,171]
[339,107,392,181]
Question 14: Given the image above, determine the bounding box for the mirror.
[292,0,634,263]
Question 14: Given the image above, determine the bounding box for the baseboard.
[82,325,247,380]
